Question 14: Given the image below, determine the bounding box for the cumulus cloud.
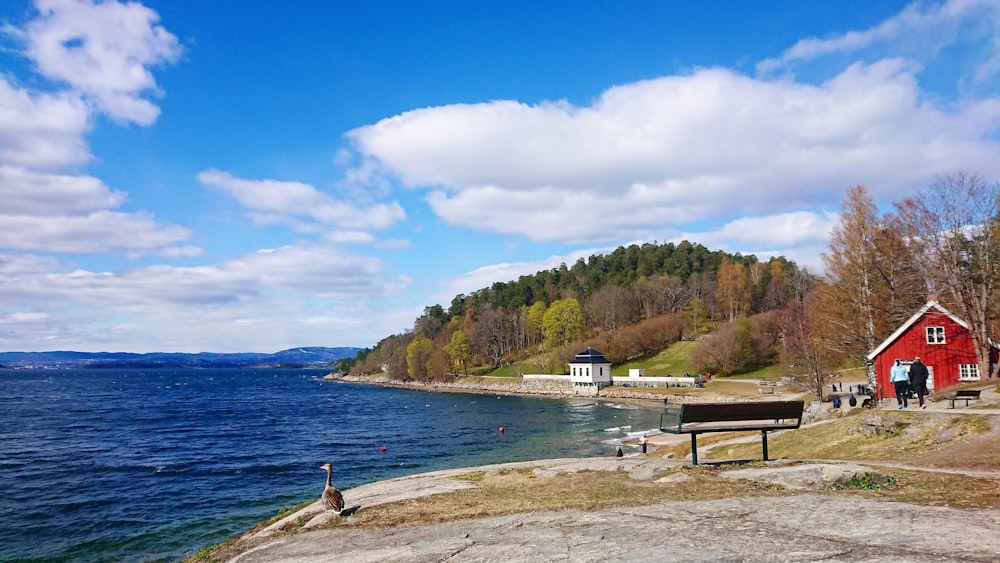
[0,244,413,351]
[0,1,193,258]
[197,168,407,233]
[21,0,183,125]
[348,59,1000,245]
[701,211,840,248]
[0,165,125,215]
[0,165,194,255]
[0,77,91,170]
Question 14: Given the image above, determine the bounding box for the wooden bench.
[945,389,981,408]
[659,401,804,465]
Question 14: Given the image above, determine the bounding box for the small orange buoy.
[498,426,504,434]
[380,445,386,452]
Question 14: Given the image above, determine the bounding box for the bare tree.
[469,306,517,367]
[818,185,924,365]
[896,173,1000,378]
[583,284,637,331]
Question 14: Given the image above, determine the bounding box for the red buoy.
[498,426,505,434]
[380,445,386,452]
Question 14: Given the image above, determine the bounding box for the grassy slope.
[487,339,861,383]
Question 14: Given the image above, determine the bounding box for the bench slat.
[659,400,805,465]
[664,401,804,424]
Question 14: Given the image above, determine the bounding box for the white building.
[569,347,612,395]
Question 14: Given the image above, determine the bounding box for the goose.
[319,463,344,514]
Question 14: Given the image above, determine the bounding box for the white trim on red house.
[865,300,969,361]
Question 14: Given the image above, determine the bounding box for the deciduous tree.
[542,298,586,348]
[444,329,474,375]
[406,334,434,381]
[896,173,1000,378]
[818,185,924,365]
[716,258,750,322]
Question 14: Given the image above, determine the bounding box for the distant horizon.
[3,0,999,353]
[0,346,364,367]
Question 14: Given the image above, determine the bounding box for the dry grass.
[305,463,1000,534]
[316,467,790,530]
[703,380,772,397]
[859,468,1000,508]
[192,408,1000,563]
[714,413,994,464]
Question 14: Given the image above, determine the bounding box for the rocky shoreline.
[321,371,761,404]
[321,371,696,406]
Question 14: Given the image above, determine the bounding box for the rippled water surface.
[0,368,663,562]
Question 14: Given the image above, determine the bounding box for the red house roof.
[866,300,970,360]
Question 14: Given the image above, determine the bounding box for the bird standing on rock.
[319,463,344,514]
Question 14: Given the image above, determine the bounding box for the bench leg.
[690,433,699,465]
[761,430,769,462]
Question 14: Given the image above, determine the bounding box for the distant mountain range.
[0,347,362,369]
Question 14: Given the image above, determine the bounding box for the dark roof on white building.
[571,347,610,364]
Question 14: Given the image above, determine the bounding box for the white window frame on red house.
[959,363,980,381]
[926,326,946,344]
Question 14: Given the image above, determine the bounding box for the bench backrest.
[673,401,804,423]
[956,389,981,397]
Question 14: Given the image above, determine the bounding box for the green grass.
[612,341,699,377]
[475,338,866,387]
[481,363,528,377]
[726,363,790,381]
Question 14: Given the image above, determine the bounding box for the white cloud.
[0,210,192,254]
[0,164,125,215]
[374,238,411,250]
[0,244,413,351]
[0,2,194,259]
[757,0,1000,83]
[197,169,407,233]
[0,77,90,170]
[700,211,840,248]
[0,164,195,255]
[326,230,376,244]
[349,60,1000,244]
[22,0,183,125]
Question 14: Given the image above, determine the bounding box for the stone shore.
[322,372,738,403]
[223,457,1000,563]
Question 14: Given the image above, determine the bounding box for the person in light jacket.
[889,359,910,409]
[908,356,930,409]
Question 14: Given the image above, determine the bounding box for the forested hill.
[454,240,757,315]
[347,240,804,379]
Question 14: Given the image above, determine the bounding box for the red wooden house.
[867,300,997,397]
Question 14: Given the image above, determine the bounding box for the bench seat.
[660,401,804,465]
[945,389,981,408]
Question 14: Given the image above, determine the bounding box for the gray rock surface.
[230,493,1000,563]
[719,462,888,490]
[225,458,1000,563]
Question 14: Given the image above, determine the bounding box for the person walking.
[890,359,910,409]
[641,432,648,454]
[909,356,930,409]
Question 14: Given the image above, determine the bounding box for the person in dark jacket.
[909,356,930,409]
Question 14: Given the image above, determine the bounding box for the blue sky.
[2,0,1000,353]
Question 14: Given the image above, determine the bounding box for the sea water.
[0,368,663,562]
